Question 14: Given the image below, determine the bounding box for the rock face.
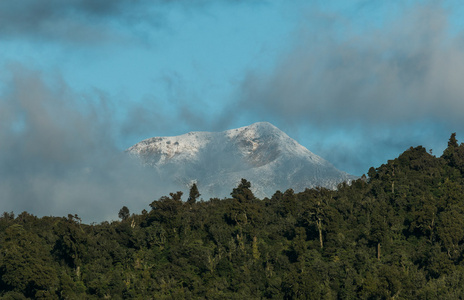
[127,122,357,199]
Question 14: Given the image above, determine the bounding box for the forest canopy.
[2,134,464,298]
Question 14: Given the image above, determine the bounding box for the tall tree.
[118,206,130,221]
[187,183,200,205]
[231,179,255,203]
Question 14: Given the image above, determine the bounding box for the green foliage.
[231,178,255,202]
[188,183,201,204]
[4,134,464,298]
[118,206,130,221]
[0,224,59,298]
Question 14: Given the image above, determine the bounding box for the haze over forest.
[1,1,464,222]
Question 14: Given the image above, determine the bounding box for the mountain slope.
[127,122,357,198]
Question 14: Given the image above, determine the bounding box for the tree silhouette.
[187,183,200,204]
[118,206,130,221]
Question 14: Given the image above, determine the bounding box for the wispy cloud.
[235,3,464,174]
[0,0,261,43]
[0,64,176,222]
[0,0,164,43]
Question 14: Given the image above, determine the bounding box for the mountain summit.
[127,122,356,198]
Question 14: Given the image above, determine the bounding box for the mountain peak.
[247,121,279,131]
[227,122,281,137]
[127,122,356,199]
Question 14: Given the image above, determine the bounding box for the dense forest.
[3,134,464,299]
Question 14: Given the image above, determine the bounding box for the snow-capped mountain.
[127,122,357,199]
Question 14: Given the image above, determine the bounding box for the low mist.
[0,64,177,223]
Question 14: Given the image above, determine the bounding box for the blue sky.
[2,0,464,221]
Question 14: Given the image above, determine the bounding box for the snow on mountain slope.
[127,122,357,199]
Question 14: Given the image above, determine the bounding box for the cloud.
[235,3,464,174]
[240,3,464,126]
[0,0,261,43]
[0,64,177,223]
[0,0,166,43]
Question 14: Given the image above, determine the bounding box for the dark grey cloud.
[0,64,177,223]
[0,0,258,43]
[235,3,464,175]
[0,0,162,42]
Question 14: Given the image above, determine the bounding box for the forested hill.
[3,134,464,298]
